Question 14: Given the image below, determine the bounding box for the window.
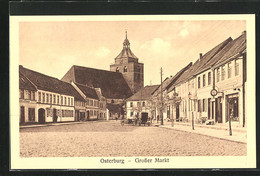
[71,98,73,106]
[32,92,35,100]
[94,110,96,116]
[142,102,145,107]
[50,94,52,104]
[54,95,56,104]
[61,96,63,105]
[116,67,119,72]
[90,110,93,116]
[111,99,114,103]
[235,60,239,76]
[43,93,45,102]
[203,99,205,112]
[198,100,201,112]
[137,102,140,107]
[20,89,24,99]
[38,92,41,102]
[90,100,93,106]
[130,102,133,107]
[46,93,49,103]
[221,66,225,81]
[68,97,70,106]
[198,77,201,88]
[28,108,35,121]
[28,91,31,100]
[203,74,206,87]
[130,112,134,116]
[86,99,89,106]
[124,66,127,72]
[228,62,232,78]
[208,72,211,85]
[57,95,59,104]
[65,97,67,105]
[217,68,220,82]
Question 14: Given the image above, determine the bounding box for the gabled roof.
[19,71,37,91]
[192,37,233,76]
[127,85,159,101]
[19,65,85,101]
[213,31,246,68]
[62,65,133,99]
[152,62,192,95]
[168,37,233,90]
[74,82,99,100]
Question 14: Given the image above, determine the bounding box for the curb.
[155,125,246,144]
[19,120,112,129]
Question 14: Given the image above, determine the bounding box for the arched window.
[123,66,127,72]
[116,67,119,72]
[111,99,114,103]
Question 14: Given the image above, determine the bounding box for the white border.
[10,14,256,169]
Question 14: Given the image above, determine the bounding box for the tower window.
[124,66,127,72]
[116,67,119,72]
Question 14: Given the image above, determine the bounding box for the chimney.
[199,53,202,61]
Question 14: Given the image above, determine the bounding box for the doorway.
[38,108,45,124]
[20,106,25,124]
[176,104,180,121]
[215,97,222,123]
[53,108,58,122]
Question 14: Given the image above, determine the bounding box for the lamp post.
[188,92,194,130]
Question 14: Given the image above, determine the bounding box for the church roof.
[115,31,138,59]
[62,65,133,99]
[127,85,159,101]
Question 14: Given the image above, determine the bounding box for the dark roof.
[152,63,192,95]
[19,66,85,101]
[213,31,246,68]
[62,65,133,99]
[169,37,232,89]
[127,85,159,101]
[74,82,99,100]
[106,103,122,113]
[19,71,37,91]
[192,37,233,76]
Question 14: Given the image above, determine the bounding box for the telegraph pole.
[160,67,164,125]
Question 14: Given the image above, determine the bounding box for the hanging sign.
[210,89,218,97]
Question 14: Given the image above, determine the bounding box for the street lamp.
[188,92,194,130]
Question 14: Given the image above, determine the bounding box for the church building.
[110,31,144,94]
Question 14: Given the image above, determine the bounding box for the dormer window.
[123,66,127,72]
[116,67,119,72]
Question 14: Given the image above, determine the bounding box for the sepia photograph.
[10,15,256,169]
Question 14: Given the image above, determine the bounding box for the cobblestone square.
[20,121,246,157]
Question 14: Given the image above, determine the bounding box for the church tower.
[110,31,144,94]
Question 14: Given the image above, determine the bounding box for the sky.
[19,20,246,86]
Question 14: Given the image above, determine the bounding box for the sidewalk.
[19,120,107,129]
[153,121,247,144]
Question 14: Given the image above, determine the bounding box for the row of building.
[126,31,247,127]
[19,31,145,124]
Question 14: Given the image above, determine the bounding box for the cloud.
[96,47,111,57]
[141,38,171,54]
[179,29,189,37]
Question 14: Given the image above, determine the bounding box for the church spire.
[123,30,130,48]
